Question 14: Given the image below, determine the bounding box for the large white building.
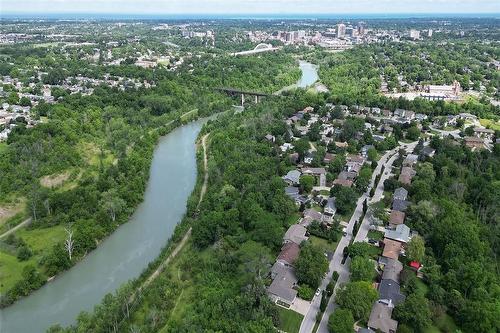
[337,23,346,38]
[409,29,420,40]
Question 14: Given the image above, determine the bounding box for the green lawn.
[286,212,301,227]
[0,251,37,293]
[16,225,67,254]
[276,306,304,333]
[309,235,339,254]
[480,118,500,131]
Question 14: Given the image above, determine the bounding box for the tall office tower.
[337,23,346,38]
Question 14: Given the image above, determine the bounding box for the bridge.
[231,43,281,56]
[216,87,272,106]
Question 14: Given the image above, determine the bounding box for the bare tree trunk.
[65,227,74,261]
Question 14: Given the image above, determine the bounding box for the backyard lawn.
[480,118,500,131]
[309,235,339,254]
[276,306,304,333]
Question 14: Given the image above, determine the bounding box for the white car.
[315,288,321,297]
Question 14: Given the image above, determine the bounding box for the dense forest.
[0,51,301,305]
[399,138,500,332]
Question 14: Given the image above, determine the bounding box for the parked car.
[315,288,321,297]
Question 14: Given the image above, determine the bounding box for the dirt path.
[136,133,210,294]
[198,133,210,208]
[0,218,32,239]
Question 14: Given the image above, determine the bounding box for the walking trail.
[137,133,210,293]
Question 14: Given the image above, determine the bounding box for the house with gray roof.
[283,170,301,185]
[284,224,308,245]
[385,224,410,243]
[268,264,298,307]
[392,199,410,212]
[379,279,406,305]
[381,258,403,281]
[324,197,337,216]
[393,187,408,201]
[368,301,398,333]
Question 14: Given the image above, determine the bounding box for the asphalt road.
[300,141,418,333]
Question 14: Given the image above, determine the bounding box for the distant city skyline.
[2,0,500,16]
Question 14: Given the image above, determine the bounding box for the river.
[0,61,319,333]
[1,120,205,333]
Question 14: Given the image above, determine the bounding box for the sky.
[1,0,499,16]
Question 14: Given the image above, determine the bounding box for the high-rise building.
[285,32,294,43]
[337,23,346,38]
[346,27,354,37]
[358,24,365,36]
[409,29,420,40]
[427,29,433,37]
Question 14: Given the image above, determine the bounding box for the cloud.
[1,0,499,15]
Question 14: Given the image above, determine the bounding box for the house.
[284,224,308,245]
[404,110,415,121]
[335,141,348,149]
[268,264,298,307]
[361,145,375,157]
[389,211,405,226]
[265,134,276,142]
[302,167,327,176]
[379,279,406,305]
[301,209,324,226]
[473,127,495,140]
[280,143,294,152]
[393,188,408,201]
[421,146,435,158]
[277,242,300,267]
[289,153,299,164]
[392,199,410,212]
[393,109,406,118]
[283,170,301,185]
[402,154,418,167]
[381,258,403,281]
[398,167,416,185]
[324,197,336,216]
[385,224,410,243]
[382,238,402,260]
[333,178,353,187]
[464,136,485,150]
[338,171,357,181]
[285,186,301,203]
[304,152,314,164]
[323,153,335,164]
[368,301,398,333]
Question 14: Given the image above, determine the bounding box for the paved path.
[0,218,32,239]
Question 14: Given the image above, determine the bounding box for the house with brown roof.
[382,238,402,260]
[284,224,308,245]
[333,178,353,188]
[277,242,300,267]
[389,211,405,226]
[398,167,416,185]
[464,136,485,150]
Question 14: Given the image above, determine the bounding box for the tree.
[336,281,378,320]
[328,309,354,333]
[367,147,378,161]
[406,235,425,263]
[100,189,126,222]
[350,256,375,282]
[406,126,421,141]
[332,186,358,215]
[300,175,315,193]
[355,166,372,192]
[65,227,75,261]
[295,242,329,288]
[294,138,310,159]
[347,242,373,259]
[394,293,432,332]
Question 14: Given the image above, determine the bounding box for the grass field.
[480,118,500,131]
[0,251,35,293]
[276,306,304,333]
[309,235,339,254]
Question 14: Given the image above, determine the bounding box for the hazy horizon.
[1,0,499,18]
